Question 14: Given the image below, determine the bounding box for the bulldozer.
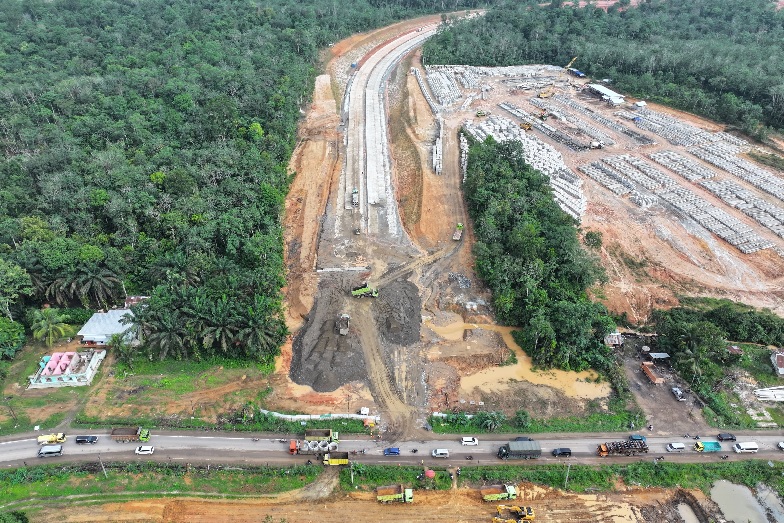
[520,122,532,130]
[497,505,535,521]
[537,86,553,99]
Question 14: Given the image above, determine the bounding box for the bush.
[0,318,25,360]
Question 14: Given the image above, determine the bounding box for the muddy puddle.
[426,321,611,399]
[677,503,700,523]
[710,480,768,523]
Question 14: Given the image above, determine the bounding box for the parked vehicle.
[777,442,784,451]
[38,445,63,457]
[452,223,464,241]
[551,448,572,457]
[323,452,350,465]
[336,314,350,335]
[461,437,478,446]
[671,387,687,401]
[37,433,66,445]
[694,441,722,453]
[481,484,517,502]
[733,442,758,454]
[376,484,413,503]
[383,447,400,456]
[497,441,541,460]
[304,429,339,442]
[666,443,686,452]
[597,440,648,457]
[513,436,533,441]
[75,435,98,444]
[135,445,155,455]
[717,433,736,441]
[111,427,150,443]
[629,434,647,442]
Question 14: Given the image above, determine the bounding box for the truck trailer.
[694,441,722,452]
[304,429,339,442]
[322,452,350,466]
[481,484,518,501]
[376,484,414,503]
[597,440,648,457]
[110,427,151,443]
[289,439,338,455]
[497,440,541,460]
[37,433,67,445]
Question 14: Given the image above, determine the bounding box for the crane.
[564,56,578,70]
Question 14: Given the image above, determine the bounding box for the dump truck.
[481,484,518,502]
[497,505,535,521]
[37,433,67,445]
[323,452,350,466]
[452,223,464,241]
[497,440,541,460]
[351,283,378,298]
[694,441,722,453]
[304,429,339,442]
[110,427,150,443]
[351,188,359,207]
[336,314,350,335]
[376,484,414,503]
[289,439,338,455]
[597,440,648,457]
[476,110,488,117]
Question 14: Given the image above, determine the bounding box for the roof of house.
[586,83,625,100]
[77,309,134,343]
[647,352,670,359]
[727,345,743,355]
[771,352,784,375]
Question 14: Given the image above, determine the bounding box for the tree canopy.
[424,0,784,136]
[0,0,485,360]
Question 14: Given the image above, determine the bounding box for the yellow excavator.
[497,505,536,521]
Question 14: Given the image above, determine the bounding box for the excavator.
[497,505,536,521]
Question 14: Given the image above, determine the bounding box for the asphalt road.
[3,431,783,468]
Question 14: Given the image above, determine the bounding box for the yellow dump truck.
[37,433,67,445]
[322,452,349,466]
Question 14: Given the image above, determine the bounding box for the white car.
[461,437,479,446]
[135,445,155,455]
[777,442,784,451]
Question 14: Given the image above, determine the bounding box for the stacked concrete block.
[700,179,784,240]
[460,132,469,183]
[554,95,655,145]
[602,155,675,192]
[411,68,439,114]
[649,150,717,182]
[578,164,632,196]
[461,115,586,220]
[424,66,463,107]
[618,108,712,146]
[690,143,784,202]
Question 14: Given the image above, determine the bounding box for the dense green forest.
[653,298,784,426]
[464,138,616,375]
[424,0,784,136]
[0,0,486,362]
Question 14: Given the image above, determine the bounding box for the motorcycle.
[465,455,474,460]
[411,448,418,454]
[720,455,729,460]
[251,438,260,442]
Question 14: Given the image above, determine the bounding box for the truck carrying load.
[110,427,150,443]
[37,433,67,445]
[597,440,648,457]
[351,187,359,207]
[694,441,722,452]
[322,452,350,466]
[304,429,339,442]
[497,440,541,460]
[289,439,338,455]
[336,314,350,335]
[481,484,518,501]
[452,223,464,241]
[376,484,414,503]
[351,283,378,298]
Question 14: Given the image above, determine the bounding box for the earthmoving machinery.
[453,223,464,241]
[336,314,350,335]
[497,505,535,521]
[481,484,518,502]
[376,484,414,503]
[537,86,554,99]
[597,440,648,457]
[351,283,378,298]
[492,518,517,523]
[37,433,67,445]
[476,109,488,117]
[520,122,532,130]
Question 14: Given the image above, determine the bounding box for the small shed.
[727,345,743,355]
[634,101,648,108]
[604,332,624,347]
[771,352,784,377]
[77,309,135,346]
[646,352,670,362]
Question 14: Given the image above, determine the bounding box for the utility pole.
[4,396,17,422]
[564,463,571,489]
[98,454,108,479]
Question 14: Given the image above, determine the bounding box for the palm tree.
[31,308,72,347]
[146,314,187,360]
[236,296,287,359]
[201,296,240,355]
[108,332,137,370]
[474,411,507,432]
[73,264,121,308]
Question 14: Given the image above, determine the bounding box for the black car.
[717,433,736,442]
[514,436,533,441]
[75,435,99,444]
[552,448,572,457]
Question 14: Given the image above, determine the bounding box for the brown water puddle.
[426,321,611,399]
